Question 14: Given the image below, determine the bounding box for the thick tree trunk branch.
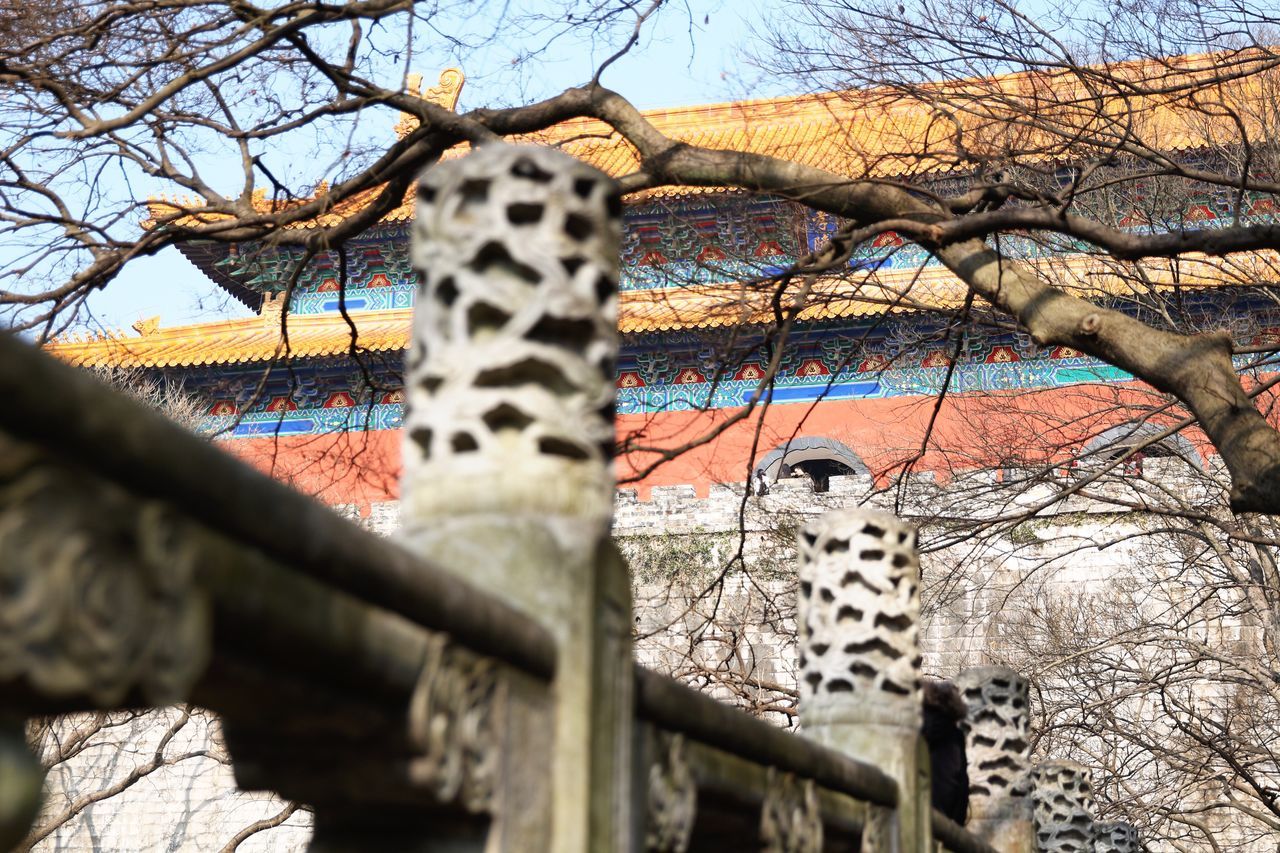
[20,709,200,850]
[216,803,302,853]
[934,239,1280,512]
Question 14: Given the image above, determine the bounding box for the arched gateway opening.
[752,437,868,494]
[1081,423,1202,475]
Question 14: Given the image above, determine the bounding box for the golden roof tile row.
[48,252,1272,369]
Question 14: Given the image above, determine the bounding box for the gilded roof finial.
[395,68,465,139]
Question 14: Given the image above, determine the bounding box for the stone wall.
[331,465,1221,704]
[618,474,1158,714]
[28,710,311,852]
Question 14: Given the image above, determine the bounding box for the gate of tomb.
[0,144,1138,852]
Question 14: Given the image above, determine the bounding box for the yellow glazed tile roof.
[94,52,1276,369]
[49,309,413,369]
[47,252,1274,369]
[147,53,1274,230]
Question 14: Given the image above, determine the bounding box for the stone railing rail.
[0,144,1138,851]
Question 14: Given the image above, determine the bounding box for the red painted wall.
[220,381,1223,509]
[613,384,1214,496]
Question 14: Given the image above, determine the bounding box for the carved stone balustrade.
[0,143,1008,853]
[0,386,559,851]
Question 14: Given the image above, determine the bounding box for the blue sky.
[82,1,793,333]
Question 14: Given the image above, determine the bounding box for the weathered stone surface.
[402,143,620,527]
[1030,760,1095,853]
[759,769,822,853]
[1093,820,1140,852]
[644,732,696,853]
[796,508,927,852]
[956,666,1034,851]
[0,441,210,708]
[399,144,631,852]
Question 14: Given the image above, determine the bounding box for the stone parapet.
[611,464,1217,537]
[338,463,1218,540]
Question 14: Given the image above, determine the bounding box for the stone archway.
[752,437,868,493]
[1082,423,1201,466]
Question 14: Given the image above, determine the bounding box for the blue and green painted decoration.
[176,191,1280,439]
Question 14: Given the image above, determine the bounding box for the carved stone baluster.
[645,733,696,853]
[1030,760,1096,853]
[760,769,823,853]
[796,508,927,851]
[0,440,211,709]
[402,144,630,852]
[1092,821,1140,853]
[955,666,1034,852]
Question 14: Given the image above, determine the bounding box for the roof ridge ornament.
[395,68,465,139]
[132,316,162,337]
[261,291,286,325]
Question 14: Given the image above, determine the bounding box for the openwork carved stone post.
[1030,760,1095,853]
[402,143,630,851]
[955,666,1034,852]
[796,508,927,851]
[1093,821,1140,853]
